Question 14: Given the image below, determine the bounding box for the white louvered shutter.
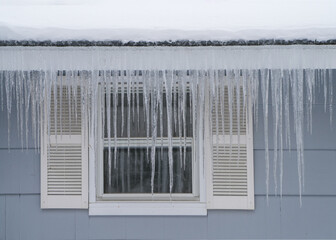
[206,85,254,210]
[41,86,88,209]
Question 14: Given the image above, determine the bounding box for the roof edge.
[1,39,336,47]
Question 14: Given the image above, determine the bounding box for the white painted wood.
[41,85,88,209]
[89,202,207,216]
[206,84,254,210]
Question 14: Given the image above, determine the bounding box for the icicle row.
[0,69,334,203]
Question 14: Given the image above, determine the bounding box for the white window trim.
[88,75,254,215]
[89,133,207,216]
[88,82,207,216]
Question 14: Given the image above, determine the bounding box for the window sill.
[89,202,207,216]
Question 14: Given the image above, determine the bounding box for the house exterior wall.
[0,80,336,240]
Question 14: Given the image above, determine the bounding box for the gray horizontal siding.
[0,150,39,195]
[1,80,336,239]
[1,195,336,240]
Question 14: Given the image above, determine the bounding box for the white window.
[96,77,199,201]
[40,70,254,215]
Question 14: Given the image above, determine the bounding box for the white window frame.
[89,80,207,216]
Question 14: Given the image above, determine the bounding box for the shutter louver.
[206,85,254,210]
[213,145,248,196]
[41,85,88,209]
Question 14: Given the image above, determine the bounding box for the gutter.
[1,39,336,47]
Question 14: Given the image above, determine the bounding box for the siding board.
[207,197,282,239]
[5,195,20,240]
[75,210,89,240]
[0,196,5,240]
[18,195,43,240]
[88,217,126,240]
[0,149,39,194]
[125,217,167,240]
[254,150,336,196]
[280,196,336,238]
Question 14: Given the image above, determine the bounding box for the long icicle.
[260,69,270,203]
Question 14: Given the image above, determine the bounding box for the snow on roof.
[0,0,336,42]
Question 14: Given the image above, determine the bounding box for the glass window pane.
[103,91,193,138]
[103,147,193,194]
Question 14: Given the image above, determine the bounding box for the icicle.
[260,69,270,202]
[136,70,140,131]
[270,69,281,195]
[126,70,131,160]
[278,70,284,198]
[30,72,35,149]
[177,72,183,168]
[124,71,131,191]
[15,72,20,146]
[291,69,305,206]
[283,70,291,151]
[5,71,14,150]
[59,71,64,138]
[131,72,135,124]
[242,70,247,126]
[113,74,118,168]
[328,70,333,125]
[150,71,158,194]
[164,71,174,194]
[198,70,206,178]
[249,70,259,128]
[0,71,3,111]
[235,70,241,164]
[53,71,58,142]
[219,71,225,138]
[173,72,178,135]
[323,69,328,113]
[158,71,164,154]
[66,71,71,137]
[121,72,125,137]
[305,69,315,134]
[157,71,163,192]
[24,71,31,149]
[213,70,219,166]
[191,70,199,166]
[227,70,234,151]
[182,71,187,169]
[143,71,150,158]
[105,71,112,187]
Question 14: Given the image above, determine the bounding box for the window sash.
[96,84,199,201]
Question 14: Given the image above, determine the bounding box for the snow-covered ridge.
[0,0,335,42]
